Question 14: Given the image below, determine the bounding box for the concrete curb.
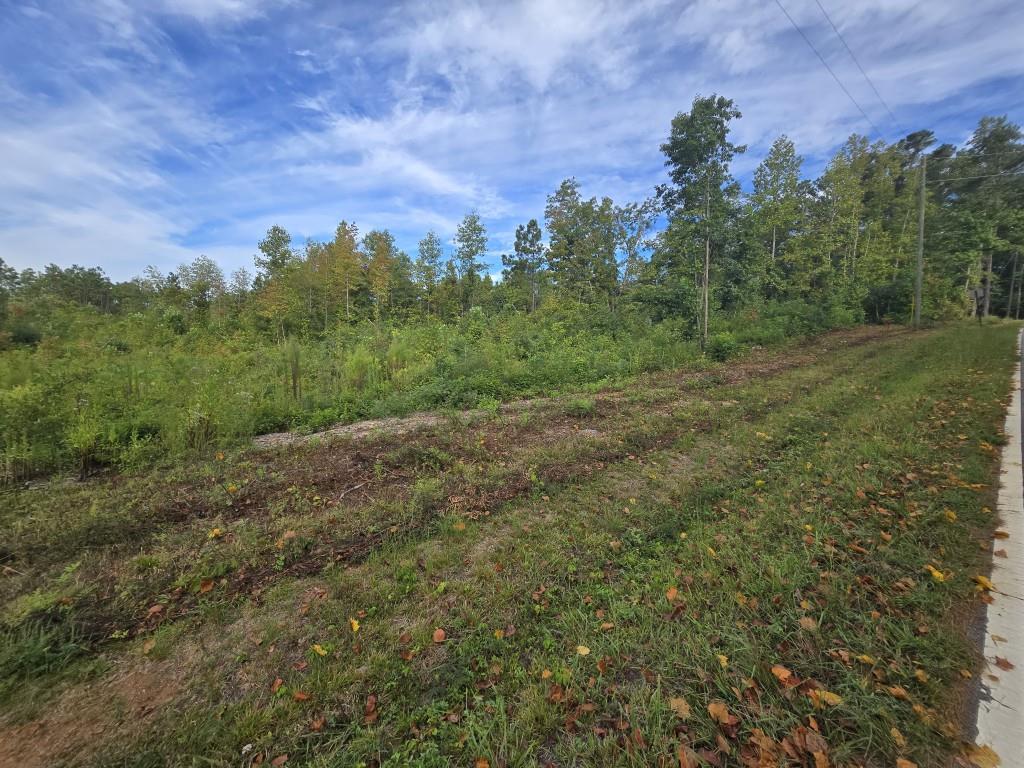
[974,328,1024,764]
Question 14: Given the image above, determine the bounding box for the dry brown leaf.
[270,757,288,767]
[707,700,731,725]
[199,578,214,594]
[994,657,1015,671]
[677,744,700,768]
[799,616,818,631]
[965,744,1001,768]
[432,628,446,643]
[771,664,792,682]
[669,696,691,720]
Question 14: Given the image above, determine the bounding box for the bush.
[706,332,740,361]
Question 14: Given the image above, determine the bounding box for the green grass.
[0,323,1016,767]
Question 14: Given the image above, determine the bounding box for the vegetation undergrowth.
[0,322,1015,768]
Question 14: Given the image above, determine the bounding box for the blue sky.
[1,0,1022,281]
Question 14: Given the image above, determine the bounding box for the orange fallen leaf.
[707,700,732,725]
[474,759,490,768]
[310,717,325,732]
[895,760,917,768]
[771,665,792,682]
[432,628,446,643]
[199,578,214,594]
[666,586,679,602]
[292,690,310,702]
[270,757,288,767]
[142,638,156,655]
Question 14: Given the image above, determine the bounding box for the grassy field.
[0,322,1017,768]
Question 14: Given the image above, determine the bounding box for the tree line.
[2,96,1022,348]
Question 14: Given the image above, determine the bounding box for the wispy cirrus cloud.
[1,0,1022,279]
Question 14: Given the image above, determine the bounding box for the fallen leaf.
[577,645,591,656]
[311,644,328,656]
[270,757,288,767]
[677,744,700,768]
[891,727,906,748]
[669,697,691,719]
[895,760,917,768]
[708,700,730,724]
[453,521,466,531]
[293,690,310,702]
[799,616,818,631]
[973,575,995,591]
[474,760,490,768]
[349,618,360,633]
[310,717,325,732]
[716,653,729,669]
[432,628,446,643]
[994,530,1010,539]
[271,677,284,693]
[965,744,1001,768]
[541,668,552,679]
[994,657,1015,671]
[771,665,793,682]
[199,578,214,594]
[142,638,156,655]
[666,586,679,602]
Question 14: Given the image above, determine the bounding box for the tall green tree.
[750,135,802,296]
[415,231,444,315]
[658,94,745,346]
[254,225,296,287]
[454,212,488,311]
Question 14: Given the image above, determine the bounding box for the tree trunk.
[770,226,776,263]
[703,174,711,350]
[1007,252,1019,319]
[983,251,993,318]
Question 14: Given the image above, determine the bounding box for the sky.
[1,0,1022,282]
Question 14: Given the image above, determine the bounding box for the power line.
[812,0,904,136]
[926,171,1024,183]
[772,0,884,140]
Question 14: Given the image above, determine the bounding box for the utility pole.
[913,154,926,329]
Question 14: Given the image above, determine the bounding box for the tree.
[659,94,745,347]
[363,229,397,320]
[454,212,488,312]
[176,255,226,315]
[545,179,620,306]
[415,231,444,315]
[330,221,362,320]
[501,219,546,312]
[750,135,802,296]
[254,225,295,287]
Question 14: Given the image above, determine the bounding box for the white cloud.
[1,0,1022,279]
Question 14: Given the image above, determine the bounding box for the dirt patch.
[0,659,182,768]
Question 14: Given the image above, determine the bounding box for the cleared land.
[0,323,1017,768]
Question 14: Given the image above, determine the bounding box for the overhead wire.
[811,0,905,136]
[771,0,884,140]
